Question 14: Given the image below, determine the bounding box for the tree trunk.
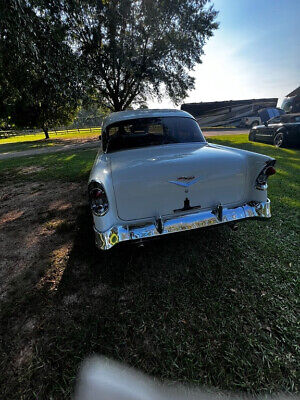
[43,127,49,139]
[113,99,122,112]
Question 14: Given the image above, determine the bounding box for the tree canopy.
[0,0,218,131]
[64,0,218,111]
[0,0,82,137]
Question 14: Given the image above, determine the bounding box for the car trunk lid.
[110,143,247,221]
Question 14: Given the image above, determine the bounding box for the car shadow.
[2,194,295,398]
[57,205,234,291]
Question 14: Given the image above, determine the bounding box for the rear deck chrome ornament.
[178,176,195,181]
[168,176,202,187]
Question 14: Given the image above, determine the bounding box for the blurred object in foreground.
[75,357,295,400]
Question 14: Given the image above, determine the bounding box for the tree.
[11,24,82,139]
[0,1,82,138]
[0,0,33,128]
[0,1,218,131]
[71,104,107,128]
[63,0,218,111]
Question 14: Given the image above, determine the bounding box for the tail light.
[265,166,276,176]
[88,181,109,216]
[256,160,276,190]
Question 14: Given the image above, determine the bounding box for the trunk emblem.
[168,176,202,187]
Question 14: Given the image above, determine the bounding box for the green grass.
[0,135,299,399]
[0,128,101,154]
[0,148,98,182]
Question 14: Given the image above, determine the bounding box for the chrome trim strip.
[94,199,271,250]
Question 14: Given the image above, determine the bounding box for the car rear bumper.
[94,199,271,250]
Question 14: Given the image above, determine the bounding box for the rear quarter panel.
[209,144,274,203]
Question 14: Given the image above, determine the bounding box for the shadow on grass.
[0,135,99,154]
[0,149,98,183]
[0,137,298,399]
[0,138,69,154]
[59,206,234,290]
[14,203,295,399]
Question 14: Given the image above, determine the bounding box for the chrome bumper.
[94,199,271,250]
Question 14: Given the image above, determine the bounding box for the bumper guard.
[94,199,271,250]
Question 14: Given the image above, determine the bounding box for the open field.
[0,128,101,154]
[0,149,98,183]
[203,128,248,136]
[0,127,245,157]
[0,135,299,399]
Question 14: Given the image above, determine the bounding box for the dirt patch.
[17,166,45,175]
[0,181,99,398]
[51,136,99,145]
[0,181,86,300]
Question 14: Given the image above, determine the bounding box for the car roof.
[284,113,300,117]
[281,113,300,121]
[103,109,194,129]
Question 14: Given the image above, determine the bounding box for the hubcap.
[275,134,283,147]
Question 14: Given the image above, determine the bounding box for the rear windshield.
[104,117,206,152]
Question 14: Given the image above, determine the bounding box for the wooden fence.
[0,126,101,139]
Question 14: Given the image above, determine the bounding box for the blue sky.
[149,0,300,108]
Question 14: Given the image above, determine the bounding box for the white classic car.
[88,109,276,250]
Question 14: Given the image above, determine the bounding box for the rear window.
[104,117,206,152]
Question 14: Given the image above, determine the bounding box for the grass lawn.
[0,148,98,183]
[0,128,101,154]
[0,135,299,399]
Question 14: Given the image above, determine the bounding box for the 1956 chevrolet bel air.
[88,109,276,250]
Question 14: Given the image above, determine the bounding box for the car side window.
[269,116,280,124]
[294,116,300,122]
